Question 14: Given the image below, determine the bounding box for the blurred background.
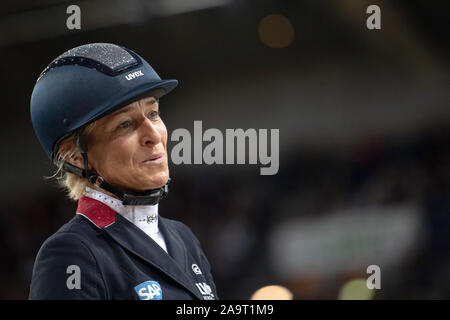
[0,0,449,299]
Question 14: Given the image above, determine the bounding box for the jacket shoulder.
[29,217,107,299]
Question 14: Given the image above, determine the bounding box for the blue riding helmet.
[30,43,178,162]
[30,43,178,205]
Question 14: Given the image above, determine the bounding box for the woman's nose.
[139,118,162,146]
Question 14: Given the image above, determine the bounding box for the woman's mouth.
[143,154,164,164]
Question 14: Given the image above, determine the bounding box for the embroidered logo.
[192,264,202,275]
[195,282,215,300]
[134,280,162,300]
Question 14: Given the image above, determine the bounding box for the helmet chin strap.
[59,132,170,206]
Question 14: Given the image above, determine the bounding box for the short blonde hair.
[45,121,98,201]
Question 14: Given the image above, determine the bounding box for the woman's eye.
[118,121,131,129]
[148,110,160,120]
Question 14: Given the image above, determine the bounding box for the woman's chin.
[142,172,170,190]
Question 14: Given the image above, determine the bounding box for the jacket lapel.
[76,196,202,300]
[158,217,191,275]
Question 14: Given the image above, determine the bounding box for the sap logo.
[192,264,202,275]
[134,280,162,300]
[125,70,144,81]
[196,282,215,300]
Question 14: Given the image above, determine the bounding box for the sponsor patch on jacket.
[196,282,215,300]
[134,280,162,300]
[192,263,202,275]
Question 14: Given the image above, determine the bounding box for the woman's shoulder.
[39,226,91,254]
[29,216,107,299]
[38,214,102,254]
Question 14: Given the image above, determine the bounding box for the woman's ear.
[58,140,84,168]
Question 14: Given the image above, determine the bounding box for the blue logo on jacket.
[134,281,162,300]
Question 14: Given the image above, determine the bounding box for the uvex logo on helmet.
[125,70,144,80]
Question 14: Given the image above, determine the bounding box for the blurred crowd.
[0,122,448,299]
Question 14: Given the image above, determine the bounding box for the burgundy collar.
[76,195,116,228]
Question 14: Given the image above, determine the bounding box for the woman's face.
[84,96,169,192]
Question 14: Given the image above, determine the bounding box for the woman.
[29,43,218,300]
